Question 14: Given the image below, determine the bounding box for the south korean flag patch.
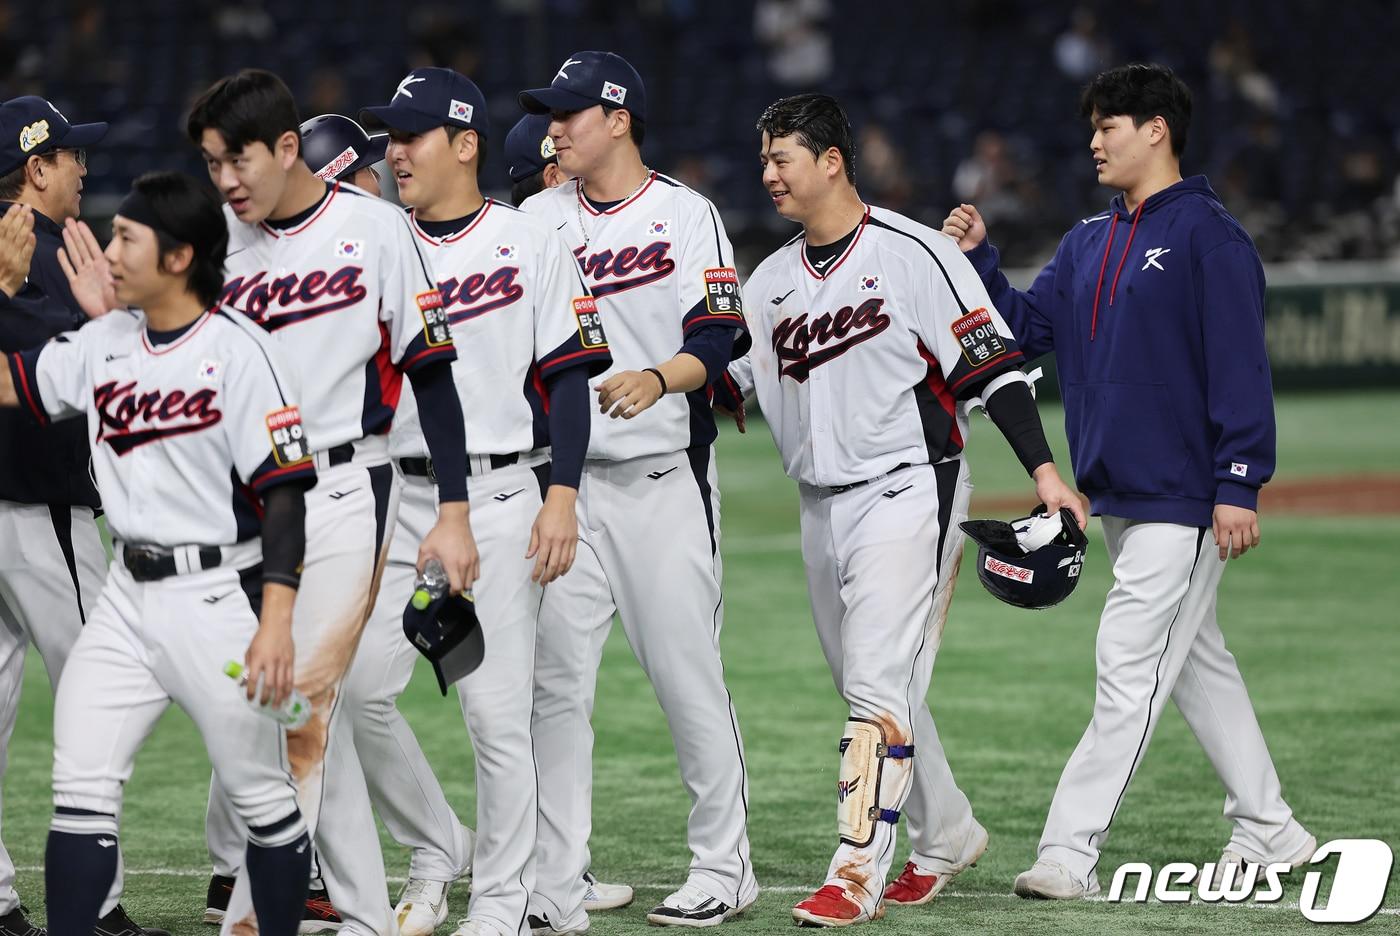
[266,406,311,467]
[416,289,452,347]
[951,307,1008,365]
[702,268,743,317]
[573,296,608,350]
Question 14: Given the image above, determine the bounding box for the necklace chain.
[576,168,651,248]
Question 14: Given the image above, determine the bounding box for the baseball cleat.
[1206,833,1318,889]
[94,904,172,936]
[582,871,634,911]
[883,822,989,905]
[448,920,500,936]
[791,885,884,927]
[1013,860,1101,900]
[646,883,753,927]
[527,911,590,936]
[203,874,235,924]
[300,886,343,933]
[395,878,451,936]
[0,905,44,936]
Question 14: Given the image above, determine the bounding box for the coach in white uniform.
[357,68,614,936]
[2,171,315,936]
[724,94,1082,927]
[189,69,479,936]
[518,52,757,931]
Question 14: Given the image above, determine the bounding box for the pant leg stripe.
[47,504,86,625]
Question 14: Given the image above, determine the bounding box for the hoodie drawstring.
[1089,199,1145,340]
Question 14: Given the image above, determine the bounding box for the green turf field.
[7,392,1399,934]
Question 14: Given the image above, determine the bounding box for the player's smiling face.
[1089,111,1157,191]
[200,129,292,224]
[386,127,462,209]
[760,131,822,222]
[547,106,613,179]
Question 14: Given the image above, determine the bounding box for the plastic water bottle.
[411,558,451,610]
[223,660,312,729]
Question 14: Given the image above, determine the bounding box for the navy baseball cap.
[300,114,387,182]
[519,51,647,123]
[360,68,490,139]
[0,96,108,177]
[504,114,558,183]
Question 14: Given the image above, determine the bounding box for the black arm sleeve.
[544,366,590,489]
[678,323,740,387]
[983,379,1055,476]
[260,482,308,589]
[409,360,469,501]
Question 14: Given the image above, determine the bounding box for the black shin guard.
[245,810,311,936]
[45,808,120,936]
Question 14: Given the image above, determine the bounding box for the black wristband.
[644,367,668,395]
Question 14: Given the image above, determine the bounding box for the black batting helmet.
[402,590,484,695]
[960,506,1088,610]
[299,114,387,182]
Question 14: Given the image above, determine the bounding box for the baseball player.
[356,66,615,936]
[0,96,168,936]
[727,93,1081,926]
[504,114,567,208]
[0,170,314,936]
[203,108,456,934]
[518,51,757,930]
[940,63,1314,899]
[187,69,478,936]
[299,114,386,193]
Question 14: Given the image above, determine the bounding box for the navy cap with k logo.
[360,67,490,139]
[518,51,647,123]
[0,96,108,177]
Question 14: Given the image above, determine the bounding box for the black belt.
[122,544,222,582]
[828,463,913,495]
[325,443,354,467]
[398,452,520,482]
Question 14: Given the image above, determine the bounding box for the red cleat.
[791,884,884,928]
[883,863,950,906]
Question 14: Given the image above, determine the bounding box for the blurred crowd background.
[2,0,1397,271]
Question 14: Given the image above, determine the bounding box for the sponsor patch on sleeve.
[573,296,608,350]
[951,307,1008,366]
[265,406,310,467]
[416,289,452,347]
[703,267,743,317]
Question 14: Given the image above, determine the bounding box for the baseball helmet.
[402,589,485,695]
[299,114,387,182]
[960,506,1088,610]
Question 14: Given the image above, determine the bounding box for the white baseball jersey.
[521,172,749,460]
[737,205,1027,487]
[219,182,457,451]
[9,309,315,546]
[390,197,612,459]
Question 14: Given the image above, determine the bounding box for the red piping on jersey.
[141,309,214,355]
[411,199,495,245]
[947,351,1025,394]
[259,182,340,238]
[9,352,46,425]
[539,346,610,374]
[1089,199,1144,340]
[251,460,316,491]
[915,339,963,452]
[576,172,657,216]
[800,204,870,281]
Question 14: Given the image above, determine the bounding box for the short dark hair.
[186,69,302,156]
[755,93,856,184]
[1079,63,1192,157]
[510,172,546,208]
[129,171,229,308]
[0,152,57,201]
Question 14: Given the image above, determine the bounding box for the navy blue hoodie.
[965,176,1274,528]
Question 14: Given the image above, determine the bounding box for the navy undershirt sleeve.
[984,380,1055,476]
[678,324,739,387]
[408,361,469,501]
[544,366,590,489]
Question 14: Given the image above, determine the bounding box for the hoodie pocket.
[1064,382,1189,496]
